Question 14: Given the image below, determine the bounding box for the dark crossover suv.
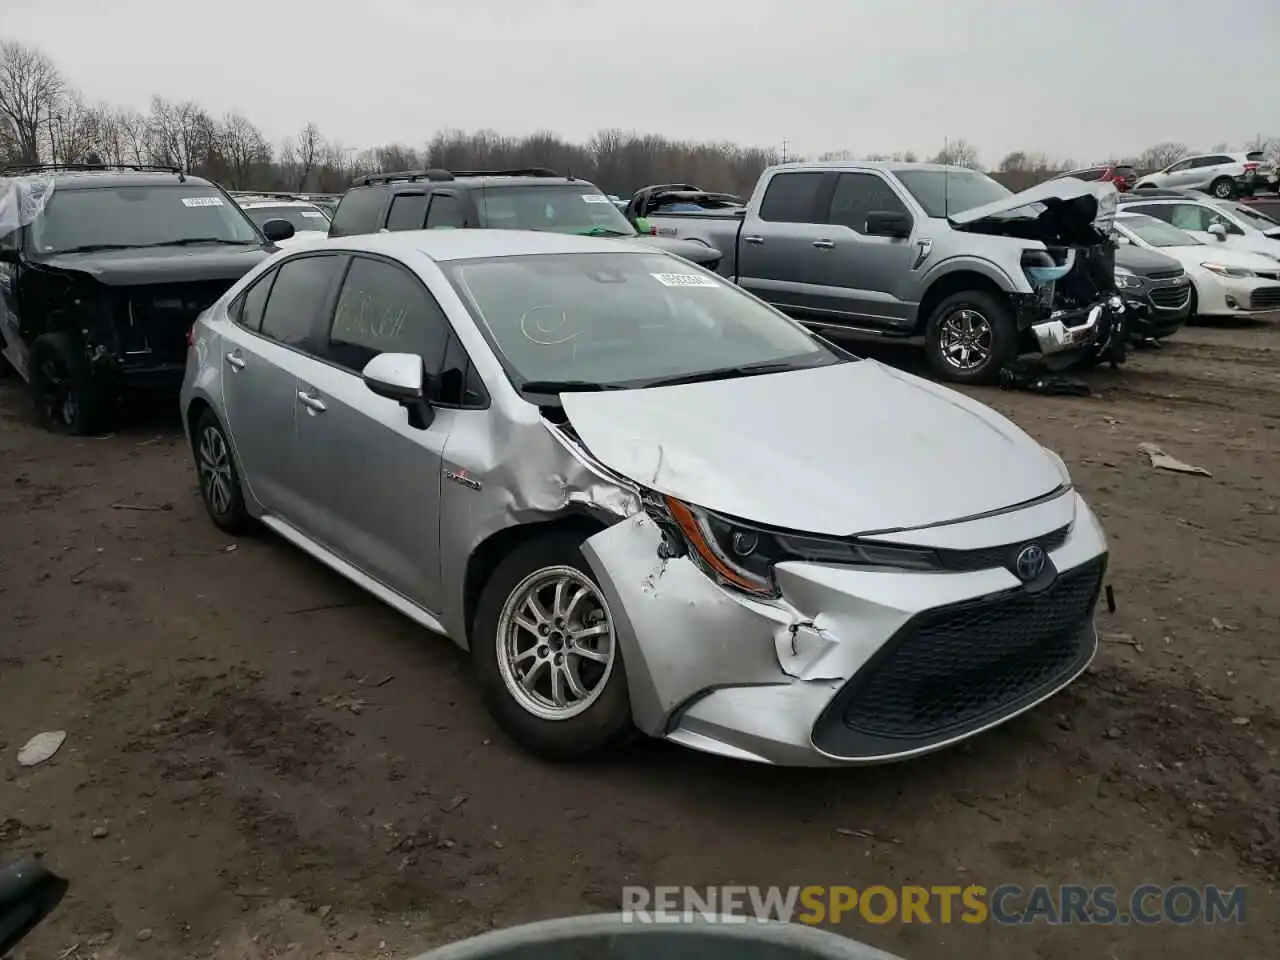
[327,167,724,270]
[0,164,294,434]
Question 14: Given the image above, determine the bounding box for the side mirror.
[261,218,295,243]
[865,210,912,238]
[362,352,434,429]
[1207,223,1227,240]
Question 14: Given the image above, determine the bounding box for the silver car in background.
[180,230,1108,766]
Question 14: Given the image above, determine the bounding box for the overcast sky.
[3,0,1277,165]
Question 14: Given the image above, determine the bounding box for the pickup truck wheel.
[471,532,634,760]
[924,291,1017,385]
[28,332,115,435]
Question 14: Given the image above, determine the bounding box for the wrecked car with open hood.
[639,162,1125,384]
[0,164,294,435]
[182,229,1109,766]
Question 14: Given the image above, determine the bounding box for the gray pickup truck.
[634,162,1122,383]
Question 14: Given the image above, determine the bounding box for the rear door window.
[328,186,385,237]
[386,194,428,231]
[757,172,825,223]
[259,254,343,349]
[425,194,465,229]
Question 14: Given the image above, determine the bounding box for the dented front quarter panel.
[435,402,642,645]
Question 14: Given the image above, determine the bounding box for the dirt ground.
[2,319,1278,960]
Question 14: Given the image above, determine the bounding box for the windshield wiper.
[518,380,624,394]
[141,238,259,247]
[576,226,633,237]
[50,244,137,254]
[641,360,816,388]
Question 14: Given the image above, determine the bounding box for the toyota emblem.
[1015,544,1046,582]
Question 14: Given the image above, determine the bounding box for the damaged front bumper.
[582,492,1108,766]
[1028,294,1127,357]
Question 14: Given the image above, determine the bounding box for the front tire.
[193,408,252,534]
[1211,177,1235,199]
[471,532,634,760]
[924,290,1018,385]
[28,332,115,435]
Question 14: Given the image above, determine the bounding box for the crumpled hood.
[33,244,271,286]
[950,177,1118,239]
[560,361,1063,537]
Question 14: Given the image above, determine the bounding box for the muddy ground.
[2,319,1277,960]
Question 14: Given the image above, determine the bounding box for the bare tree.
[218,112,269,188]
[0,41,64,163]
[48,93,108,163]
[292,122,324,190]
[147,96,210,171]
[930,138,981,169]
[1137,142,1188,172]
[999,150,1030,172]
[114,109,149,165]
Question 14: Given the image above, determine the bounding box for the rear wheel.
[1211,177,1235,199]
[471,532,634,760]
[924,290,1018,385]
[193,408,252,534]
[28,332,114,435]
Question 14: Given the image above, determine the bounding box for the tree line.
[2,39,1276,199]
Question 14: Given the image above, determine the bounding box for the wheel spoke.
[562,661,590,700]
[549,663,566,706]
[571,643,609,664]
[520,658,548,692]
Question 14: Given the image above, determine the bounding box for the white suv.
[1133,152,1264,199]
[231,194,331,247]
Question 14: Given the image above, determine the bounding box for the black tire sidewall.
[193,409,251,534]
[925,290,1017,385]
[29,332,113,435]
[471,531,633,760]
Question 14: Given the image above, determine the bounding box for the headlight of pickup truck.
[643,493,941,598]
[1114,267,1145,290]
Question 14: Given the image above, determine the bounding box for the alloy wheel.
[495,566,616,721]
[938,308,993,371]
[197,425,235,516]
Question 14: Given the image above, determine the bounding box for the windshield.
[29,185,260,254]
[443,251,842,390]
[1114,165,1137,179]
[244,205,330,233]
[1230,202,1280,235]
[473,186,638,236]
[894,169,1013,218]
[1120,217,1200,248]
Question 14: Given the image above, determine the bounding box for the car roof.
[44,170,214,190]
[776,160,974,175]
[324,228,659,263]
[370,176,587,191]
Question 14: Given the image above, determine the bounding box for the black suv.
[327,167,722,270]
[0,164,295,434]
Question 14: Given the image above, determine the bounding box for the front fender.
[920,255,1024,293]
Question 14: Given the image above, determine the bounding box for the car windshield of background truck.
[29,185,261,254]
[895,169,1014,218]
[243,205,330,234]
[473,185,638,237]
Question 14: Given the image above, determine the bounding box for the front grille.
[1146,269,1183,281]
[1149,286,1192,309]
[1250,287,1280,310]
[119,281,233,361]
[933,525,1070,573]
[835,557,1105,741]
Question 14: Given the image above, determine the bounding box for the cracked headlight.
[644,493,941,598]
[1114,266,1145,290]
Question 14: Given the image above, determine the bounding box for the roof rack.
[353,167,561,186]
[2,162,185,178]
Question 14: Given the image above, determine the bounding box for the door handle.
[297,390,327,413]
[742,235,764,245]
[224,352,246,370]
[813,239,835,249]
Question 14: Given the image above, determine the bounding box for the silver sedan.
[180,229,1109,766]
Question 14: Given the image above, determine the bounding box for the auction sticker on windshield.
[582,194,612,203]
[182,197,224,207]
[652,273,720,288]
